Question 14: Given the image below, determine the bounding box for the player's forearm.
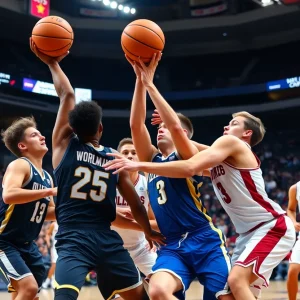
[48,62,74,100]
[112,212,143,231]
[287,209,297,224]
[138,160,195,178]
[191,141,210,152]
[130,202,152,235]
[45,206,56,221]
[149,220,160,232]
[130,80,147,129]
[3,188,53,205]
[147,83,181,131]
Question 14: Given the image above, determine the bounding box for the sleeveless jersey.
[54,136,118,228]
[112,174,149,247]
[148,152,212,240]
[211,155,285,234]
[0,158,52,244]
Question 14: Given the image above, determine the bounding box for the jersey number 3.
[71,166,109,202]
[156,180,167,204]
[216,182,231,204]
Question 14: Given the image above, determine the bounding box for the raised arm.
[138,55,198,160]
[126,56,158,162]
[30,39,75,169]
[287,184,300,232]
[2,160,57,205]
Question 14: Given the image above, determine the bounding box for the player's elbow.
[185,162,198,177]
[60,91,75,103]
[2,192,14,204]
[169,124,184,136]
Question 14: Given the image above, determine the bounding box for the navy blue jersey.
[54,136,118,228]
[148,152,212,239]
[0,158,52,244]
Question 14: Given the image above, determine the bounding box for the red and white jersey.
[211,154,285,234]
[112,174,149,247]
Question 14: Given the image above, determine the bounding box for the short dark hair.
[1,117,37,157]
[69,101,103,139]
[177,113,194,139]
[117,137,133,152]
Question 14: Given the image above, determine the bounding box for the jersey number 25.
[71,166,109,202]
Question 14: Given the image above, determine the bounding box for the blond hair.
[232,111,266,146]
[1,117,37,157]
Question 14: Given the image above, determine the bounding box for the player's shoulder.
[215,135,249,151]
[215,134,241,144]
[290,183,298,192]
[6,158,31,173]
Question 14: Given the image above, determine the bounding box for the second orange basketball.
[32,16,74,57]
[121,19,165,63]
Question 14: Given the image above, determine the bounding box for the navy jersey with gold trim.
[54,136,118,227]
[0,158,52,244]
[148,152,211,239]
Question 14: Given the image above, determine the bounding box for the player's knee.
[55,288,78,300]
[18,281,38,299]
[227,273,243,292]
[148,282,171,300]
[288,264,300,276]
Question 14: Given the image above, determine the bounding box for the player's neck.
[23,154,43,172]
[129,172,139,185]
[88,139,100,148]
[160,146,176,158]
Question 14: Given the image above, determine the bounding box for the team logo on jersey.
[139,186,144,191]
[46,179,51,186]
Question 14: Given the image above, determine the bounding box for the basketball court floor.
[0,280,298,299]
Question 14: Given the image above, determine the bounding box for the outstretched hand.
[30,37,69,65]
[151,109,162,126]
[125,55,142,79]
[103,153,140,174]
[137,52,162,88]
[145,229,166,249]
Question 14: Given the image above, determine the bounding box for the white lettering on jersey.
[112,174,149,247]
[211,159,285,234]
[76,151,109,167]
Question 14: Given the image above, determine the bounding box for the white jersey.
[51,222,58,246]
[211,154,285,234]
[112,174,150,248]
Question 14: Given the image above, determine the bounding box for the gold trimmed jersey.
[0,158,52,244]
[148,152,211,240]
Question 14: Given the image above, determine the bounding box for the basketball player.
[107,54,233,300]
[0,117,56,300]
[112,138,158,300]
[30,39,165,300]
[105,110,295,300]
[287,182,300,300]
[43,221,58,289]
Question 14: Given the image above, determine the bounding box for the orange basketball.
[32,16,74,57]
[121,19,165,63]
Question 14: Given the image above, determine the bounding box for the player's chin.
[40,145,48,152]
